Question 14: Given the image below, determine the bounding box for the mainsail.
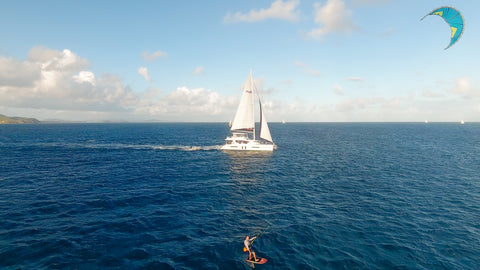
[259,101,273,143]
[230,72,254,132]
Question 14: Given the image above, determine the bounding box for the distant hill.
[0,114,40,124]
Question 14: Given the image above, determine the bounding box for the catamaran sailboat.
[221,71,276,151]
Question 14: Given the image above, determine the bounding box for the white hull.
[221,136,275,151]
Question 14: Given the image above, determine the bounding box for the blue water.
[1,123,480,269]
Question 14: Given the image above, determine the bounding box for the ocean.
[1,123,479,269]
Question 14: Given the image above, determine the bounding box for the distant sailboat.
[221,71,276,151]
[282,120,286,124]
[460,120,465,124]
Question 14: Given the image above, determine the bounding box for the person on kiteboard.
[244,235,259,262]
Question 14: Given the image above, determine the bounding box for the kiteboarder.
[244,235,260,262]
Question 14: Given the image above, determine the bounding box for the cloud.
[249,89,479,122]
[336,97,373,112]
[334,85,344,95]
[136,86,238,121]
[422,89,443,98]
[349,0,389,6]
[295,61,321,77]
[0,56,41,87]
[193,66,204,75]
[347,76,364,82]
[73,71,96,86]
[306,0,359,39]
[450,77,480,99]
[0,47,136,112]
[29,47,90,71]
[138,67,151,82]
[142,50,167,61]
[93,74,137,109]
[334,95,415,113]
[451,77,470,95]
[379,28,395,39]
[0,46,244,121]
[224,0,300,23]
[6,47,475,123]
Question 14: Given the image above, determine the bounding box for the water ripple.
[1,123,480,269]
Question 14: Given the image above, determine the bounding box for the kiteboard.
[246,257,267,264]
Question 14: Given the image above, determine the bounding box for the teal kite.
[422,6,464,49]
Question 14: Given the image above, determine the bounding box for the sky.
[0,0,479,122]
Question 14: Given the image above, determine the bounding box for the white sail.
[230,72,254,132]
[259,101,273,143]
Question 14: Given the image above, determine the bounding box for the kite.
[421,6,464,49]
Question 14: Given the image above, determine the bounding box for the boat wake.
[13,142,222,151]
[152,145,221,151]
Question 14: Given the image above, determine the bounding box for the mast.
[251,69,255,141]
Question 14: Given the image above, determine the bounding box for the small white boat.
[460,120,465,124]
[221,71,276,151]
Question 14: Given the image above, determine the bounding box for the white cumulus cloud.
[136,86,238,121]
[307,0,359,39]
[452,77,470,95]
[224,0,300,23]
[0,47,136,112]
[142,50,167,61]
[347,76,364,82]
[422,89,443,98]
[450,77,480,99]
[73,71,96,86]
[0,56,41,87]
[295,61,321,77]
[0,46,249,121]
[138,67,151,82]
[334,85,344,95]
[193,66,204,75]
[350,0,389,6]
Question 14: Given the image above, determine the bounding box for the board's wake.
[246,258,267,264]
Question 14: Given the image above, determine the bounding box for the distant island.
[0,114,40,124]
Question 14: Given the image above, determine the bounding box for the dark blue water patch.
[1,123,480,269]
